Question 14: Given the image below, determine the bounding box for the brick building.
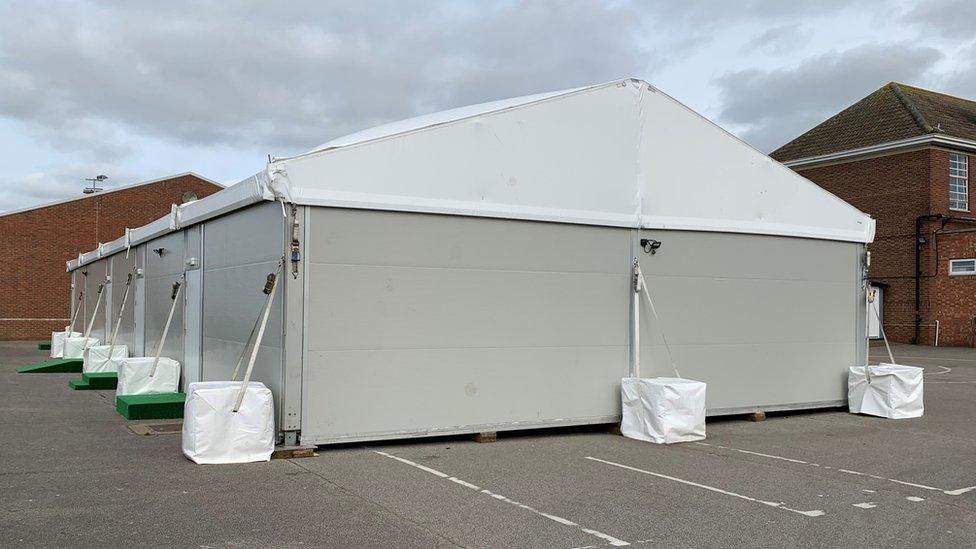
[0,172,221,340]
[772,83,976,346]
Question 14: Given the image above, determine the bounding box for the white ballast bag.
[182,381,275,465]
[848,363,923,419]
[63,337,99,359]
[621,377,706,444]
[116,357,181,396]
[51,331,81,358]
[83,345,129,373]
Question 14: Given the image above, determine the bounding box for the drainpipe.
[915,213,976,344]
[914,215,942,344]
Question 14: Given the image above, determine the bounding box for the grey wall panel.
[144,232,186,366]
[132,247,146,356]
[69,270,82,332]
[82,259,108,342]
[108,252,137,350]
[200,202,284,422]
[636,230,860,413]
[302,208,631,444]
[183,226,203,384]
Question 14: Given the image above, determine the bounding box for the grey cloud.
[0,163,139,214]
[714,43,943,152]
[903,0,976,39]
[641,0,891,27]
[741,24,813,55]
[0,0,654,157]
[939,42,976,100]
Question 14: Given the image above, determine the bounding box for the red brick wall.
[795,148,976,346]
[0,174,221,340]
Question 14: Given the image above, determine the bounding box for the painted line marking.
[906,496,925,502]
[694,442,976,496]
[945,486,976,496]
[373,451,630,547]
[570,541,655,549]
[869,354,976,364]
[584,456,824,518]
[853,502,877,509]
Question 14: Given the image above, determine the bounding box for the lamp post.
[84,175,108,244]
[83,174,107,194]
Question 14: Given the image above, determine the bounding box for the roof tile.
[771,83,976,162]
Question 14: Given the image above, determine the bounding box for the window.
[949,258,976,276]
[949,153,968,211]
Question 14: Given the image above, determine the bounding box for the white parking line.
[584,456,825,518]
[694,442,976,496]
[374,450,631,547]
[870,354,976,364]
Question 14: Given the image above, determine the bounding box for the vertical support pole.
[863,248,872,382]
[133,248,146,357]
[282,205,307,438]
[629,229,639,379]
[632,258,641,379]
[865,284,871,367]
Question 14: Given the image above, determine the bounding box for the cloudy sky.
[1,0,974,213]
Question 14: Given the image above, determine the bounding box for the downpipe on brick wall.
[914,213,976,344]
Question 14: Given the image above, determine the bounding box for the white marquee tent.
[67,78,873,445]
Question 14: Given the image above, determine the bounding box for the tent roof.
[308,86,589,153]
[68,78,873,271]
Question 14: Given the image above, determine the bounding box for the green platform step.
[116,393,186,420]
[69,372,118,391]
[68,377,90,389]
[17,358,83,373]
[37,341,51,350]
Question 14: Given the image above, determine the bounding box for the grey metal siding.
[301,208,631,444]
[82,259,108,342]
[200,202,285,422]
[636,230,860,413]
[108,252,137,351]
[144,232,186,366]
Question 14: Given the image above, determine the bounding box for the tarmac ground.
[2,340,975,548]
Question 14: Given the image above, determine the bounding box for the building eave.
[782,135,976,169]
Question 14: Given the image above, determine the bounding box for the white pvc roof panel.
[275,82,639,227]
[79,249,100,266]
[100,234,127,257]
[269,78,874,243]
[310,87,588,153]
[129,214,174,247]
[67,77,873,271]
[636,86,875,242]
[176,174,269,228]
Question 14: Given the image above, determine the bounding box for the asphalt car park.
[2,341,975,547]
